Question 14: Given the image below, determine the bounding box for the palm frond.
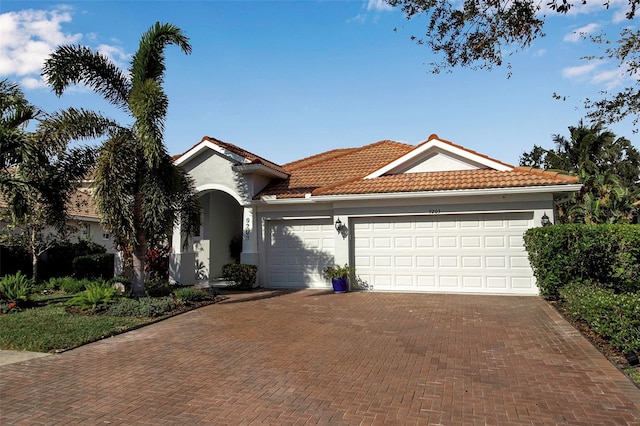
[42,45,131,110]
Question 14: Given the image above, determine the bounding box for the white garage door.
[353,213,537,295]
[266,219,335,288]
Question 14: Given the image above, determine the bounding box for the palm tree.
[1,79,96,280]
[42,23,200,297]
[521,121,640,224]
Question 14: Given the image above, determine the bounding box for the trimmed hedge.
[72,253,115,280]
[560,282,640,354]
[524,224,640,298]
[221,264,257,291]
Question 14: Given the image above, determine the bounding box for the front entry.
[193,191,243,279]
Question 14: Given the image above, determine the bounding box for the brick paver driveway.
[1,290,639,425]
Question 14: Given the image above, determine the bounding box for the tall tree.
[42,22,201,297]
[386,0,640,129]
[387,0,637,72]
[583,28,640,130]
[520,121,640,224]
[0,79,96,280]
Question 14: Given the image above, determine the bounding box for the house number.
[428,209,441,214]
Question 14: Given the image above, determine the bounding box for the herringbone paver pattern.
[1,290,639,425]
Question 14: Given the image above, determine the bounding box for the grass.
[0,302,150,352]
[625,367,640,384]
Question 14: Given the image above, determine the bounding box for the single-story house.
[170,134,580,295]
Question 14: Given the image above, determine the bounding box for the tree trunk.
[131,237,147,298]
[131,193,147,298]
[30,228,38,283]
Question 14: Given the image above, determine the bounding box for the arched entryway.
[193,188,243,280]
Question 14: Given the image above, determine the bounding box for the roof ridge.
[285,148,356,171]
[285,140,410,172]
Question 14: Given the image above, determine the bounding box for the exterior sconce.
[541,212,551,227]
[335,218,346,234]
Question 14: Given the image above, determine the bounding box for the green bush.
[0,245,30,277]
[107,297,177,317]
[174,287,210,303]
[524,224,640,298]
[560,281,640,353]
[72,253,114,280]
[39,240,106,280]
[55,277,90,294]
[68,281,119,311]
[221,263,257,290]
[0,272,33,305]
[145,278,173,297]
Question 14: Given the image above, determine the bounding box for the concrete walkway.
[1,290,639,425]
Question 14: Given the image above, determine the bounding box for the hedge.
[221,264,257,291]
[72,253,115,280]
[560,281,640,354]
[523,224,640,298]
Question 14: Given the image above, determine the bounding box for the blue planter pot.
[331,277,348,293]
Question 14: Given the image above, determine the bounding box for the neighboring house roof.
[257,134,580,200]
[174,136,289,176]
[0,188,99,221]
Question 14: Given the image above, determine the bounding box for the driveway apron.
[1,290,639,425]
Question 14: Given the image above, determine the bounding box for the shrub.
[39,240,107,280]
[0,245,30,277]
[221,264,257,290]
[107,297,177,317]
[72,253,114,280]
[524,224,640,298]
[145,278,173,297]
[174,287,209,303]
[560,281,640,354]
[55,277,89,294]
[68,281,119,311]
[0,272,33,305]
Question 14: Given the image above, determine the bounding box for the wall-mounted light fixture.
[541,212,551,227]
[335,218,346,234]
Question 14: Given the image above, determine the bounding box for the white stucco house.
[170,134,580,295]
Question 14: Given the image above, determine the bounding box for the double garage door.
[266,213,537,294]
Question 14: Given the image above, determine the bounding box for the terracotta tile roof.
[257,141,414,199]
[314,169,579,196]
[0,189,99,220]
[257,138,579,199]
[174,136,288,175]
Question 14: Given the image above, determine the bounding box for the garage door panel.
[266,219,335,288]
[353,213,537,295]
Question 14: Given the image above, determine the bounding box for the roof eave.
[233,164,289,179]
[261,184,583,203]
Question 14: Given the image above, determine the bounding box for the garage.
[265,219,335,288]
[352,213,537,295]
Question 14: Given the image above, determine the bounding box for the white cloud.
[97,44,131,69]
[533,48,547,57]
[0,6,128,90]
[366,0,393,12]
[562,62,600,79]
[0,7,82,82]
[563,23,600,43]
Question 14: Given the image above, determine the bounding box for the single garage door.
[266,219,335,288]
[353,213,537,295]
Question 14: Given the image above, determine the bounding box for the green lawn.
[0,302,149,353]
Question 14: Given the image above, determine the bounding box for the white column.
[240,207,258,266]
[169,220,196,285]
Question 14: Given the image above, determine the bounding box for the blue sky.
[1,0,637,166]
